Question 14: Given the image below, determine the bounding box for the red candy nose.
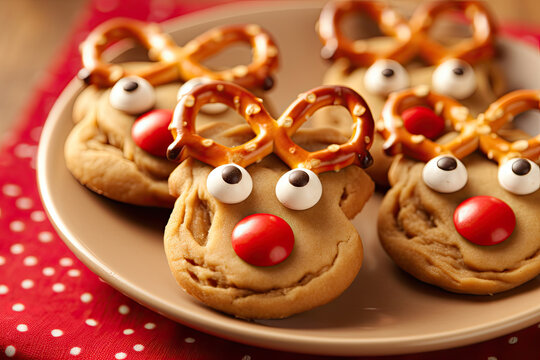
[231,214,294,267]
[131,109,174,157]
[402,106,445,140]
[453,196,516,246]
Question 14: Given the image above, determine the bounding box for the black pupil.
[437,157,458,171]
[222,166,242,184]
[512,159,531,176]
[382,68,394,77]
[289,170,310,187]
[123,81,139,92]
[452,67,465,76]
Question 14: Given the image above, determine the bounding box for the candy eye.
[207,164,253,204]
[422,155,468,193]
[109,76,156,114]
[498,158,540,195]
[363,59,410,96]
[275,169,322,210]
[432,59,477,100]
[177,77,228,115]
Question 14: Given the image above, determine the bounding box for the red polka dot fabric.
[1,1,539,359]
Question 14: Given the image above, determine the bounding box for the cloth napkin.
[1,1,539,359]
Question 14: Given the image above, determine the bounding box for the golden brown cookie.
[378,154,540,294]
[314,0,505,186]
[65,76,246,207]
[164,82,376,318]
[377,88,540,294]
[64,19,279,207]
[165,126,374,319]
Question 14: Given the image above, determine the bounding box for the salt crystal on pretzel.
[78,18,279,89]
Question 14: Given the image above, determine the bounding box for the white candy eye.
[363,59,410,96]
[498,158,540,195]
[109,76,156,114]
[275,169,322,210]
[422,155,468,193]
[432,59,477,100]
[177,77,228,115]
[207,164,253,204]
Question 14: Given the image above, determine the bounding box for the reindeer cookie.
[65,18,279,207]
[377,88,540,295]
[164,82,375,319]
[315,0,504,185]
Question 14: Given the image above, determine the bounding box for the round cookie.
[165,126,374,318]
[65,73,245,207]
[314,0,505,186]
[378,154,540,294]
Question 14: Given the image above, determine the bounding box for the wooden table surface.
[0,0,538,139]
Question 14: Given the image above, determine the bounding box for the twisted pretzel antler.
[318,0,496,67]
[479,89,540,163]
[167,82,374,173]
[78,18,279,89]
[379,87,540,165]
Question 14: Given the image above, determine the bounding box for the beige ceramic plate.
[37,1,540,356]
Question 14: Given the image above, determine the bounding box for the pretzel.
[379,88,540,165]
[167,82,374,174]
[78,18,279,89]
[479,89,540,163]
[379,86,479,162]
[317,0,496,67]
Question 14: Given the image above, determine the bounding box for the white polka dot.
[184,337,195,343]
[80,293,93,303]
[508,336,518,344]
[133,344,144,351]
[118,305,130,315]
[68,269,81,277]
[52,283,65,292]
[10,221,25,232]
[123,329,134,335]
[85,319,98,327]
[16,324,28,332]
[115,353,127,360]
[23,256,38,266]
[12,303,25,312]
[42,267,55,276]
[38,231,54,243]
[0,285,8,294]
[70,347,81,356]
[30,127,42,141]
[10,243,24,254]
[59,257,74,267]
[5,345,16,357]
[31,211,46,222]
[144,322,156,330]
[14,143,37,158]
[15,197,33,210]
[3,184,21,197]
[51,329,64,337]
[21,279,34,289]
[0,256,5,265]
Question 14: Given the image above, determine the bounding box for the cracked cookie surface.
[64,65,245,207]
[164,127,374,319]
[378,154,540,295]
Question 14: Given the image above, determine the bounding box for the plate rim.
[36,1,540,356]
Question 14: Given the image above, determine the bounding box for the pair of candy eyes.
[207,164,323,210]
[109,76,226,115]
[423,155,540,195]
[364,58,477,99]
